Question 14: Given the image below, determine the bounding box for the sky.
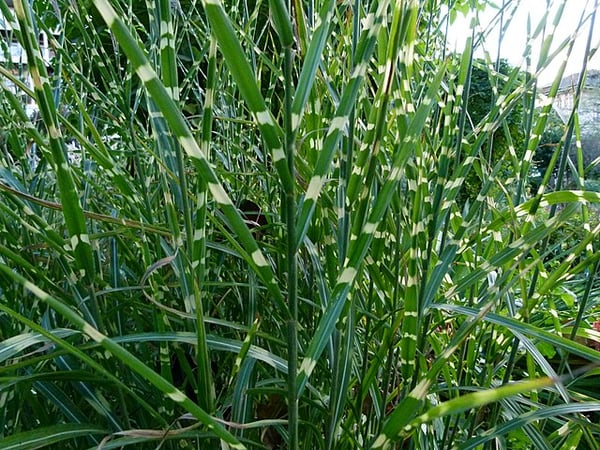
[445,0,600,85]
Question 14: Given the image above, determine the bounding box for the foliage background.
[1,0,600,449]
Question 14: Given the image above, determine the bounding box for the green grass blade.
[0,424,107,450]
[10,0,98,320]
[200,0,293,194]
[0,264,245,448]
[91,0,286,312]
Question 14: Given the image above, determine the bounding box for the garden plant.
[1,0,600,448]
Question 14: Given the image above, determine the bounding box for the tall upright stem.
[284,41,299,449]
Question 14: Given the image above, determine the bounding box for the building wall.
[548,71,600,177]
[0,3,52,117]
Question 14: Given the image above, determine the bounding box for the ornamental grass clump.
[1,0,600,448]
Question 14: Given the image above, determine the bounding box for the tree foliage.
[532,108,565,189]
[461,58,526,202]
